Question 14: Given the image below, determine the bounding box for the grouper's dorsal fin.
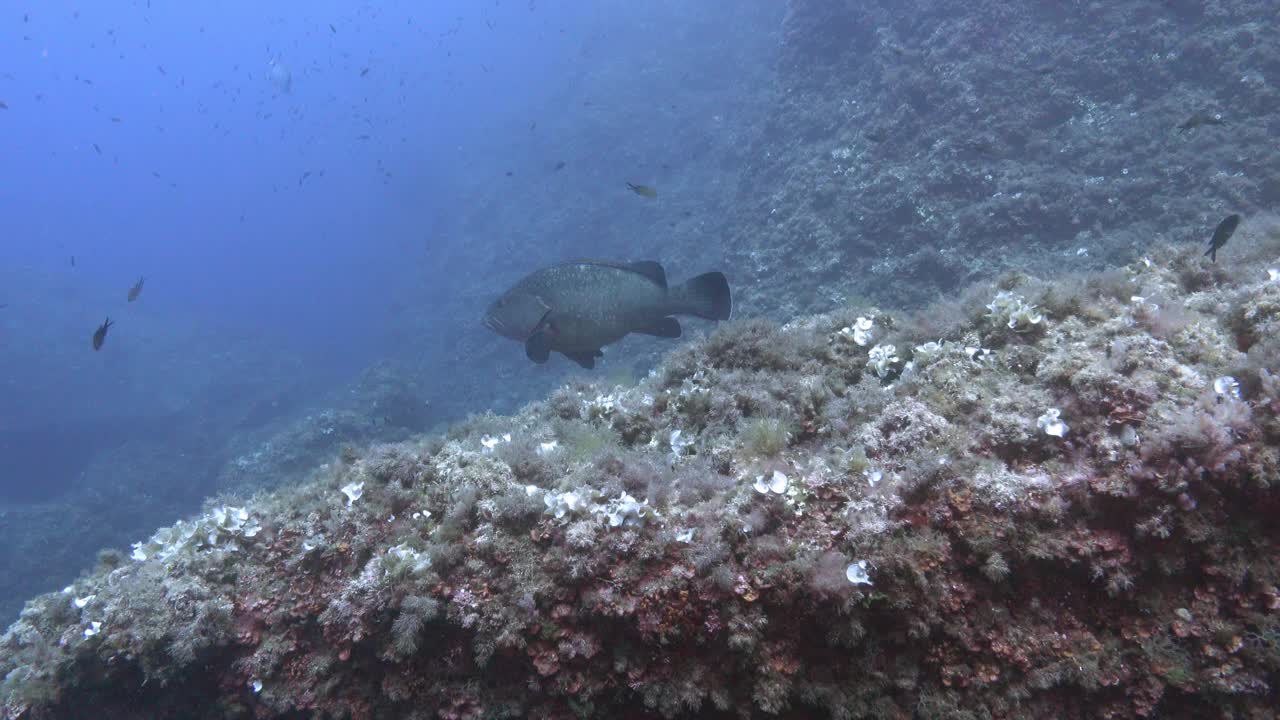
[621,261,667,289]
[565,259,668,289]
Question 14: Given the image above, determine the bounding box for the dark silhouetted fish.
[626,182,657,198]
[127,276,145,301]
[484,260,731,369]
[553,160,565,171]
[92,317,113,350]
[1204,214,1240,263]
[1178,113,1225,133]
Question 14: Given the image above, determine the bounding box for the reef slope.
[3,230,1280,719]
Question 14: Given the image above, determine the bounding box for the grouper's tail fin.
[671,271,732,321]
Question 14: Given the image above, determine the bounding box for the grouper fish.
[484,260,732,369]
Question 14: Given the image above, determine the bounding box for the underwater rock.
[726,0,1280,315]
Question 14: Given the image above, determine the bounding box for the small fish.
[298,170,312,186]
[70,255,76,267]
[110,116,121,122]
[0,303,8,309]
[92,317,113,350]
[1204,214,1240,263]
[329,23,336,33]
[626,182,657,198]
[553,160,565,171]
[484,260,732,369]
[0,101,7,110]
[360,67,370,77]
[92,143,101,154]
[1178,113,1225,133]
[127,276,145,301]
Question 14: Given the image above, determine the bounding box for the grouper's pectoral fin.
[563,349,603,370]
[634,317,681,338]
[525,333,551,364]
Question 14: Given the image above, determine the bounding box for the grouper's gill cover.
[482,291,550,340]
[483,260,731,369]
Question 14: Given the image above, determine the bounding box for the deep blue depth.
[1,0,587,368]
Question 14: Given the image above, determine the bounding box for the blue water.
[0,1,783,618]
[3,0,585,365]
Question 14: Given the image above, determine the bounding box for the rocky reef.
[0,360,432,625]
[724,0,1280,318]
[4,220,1280,719]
